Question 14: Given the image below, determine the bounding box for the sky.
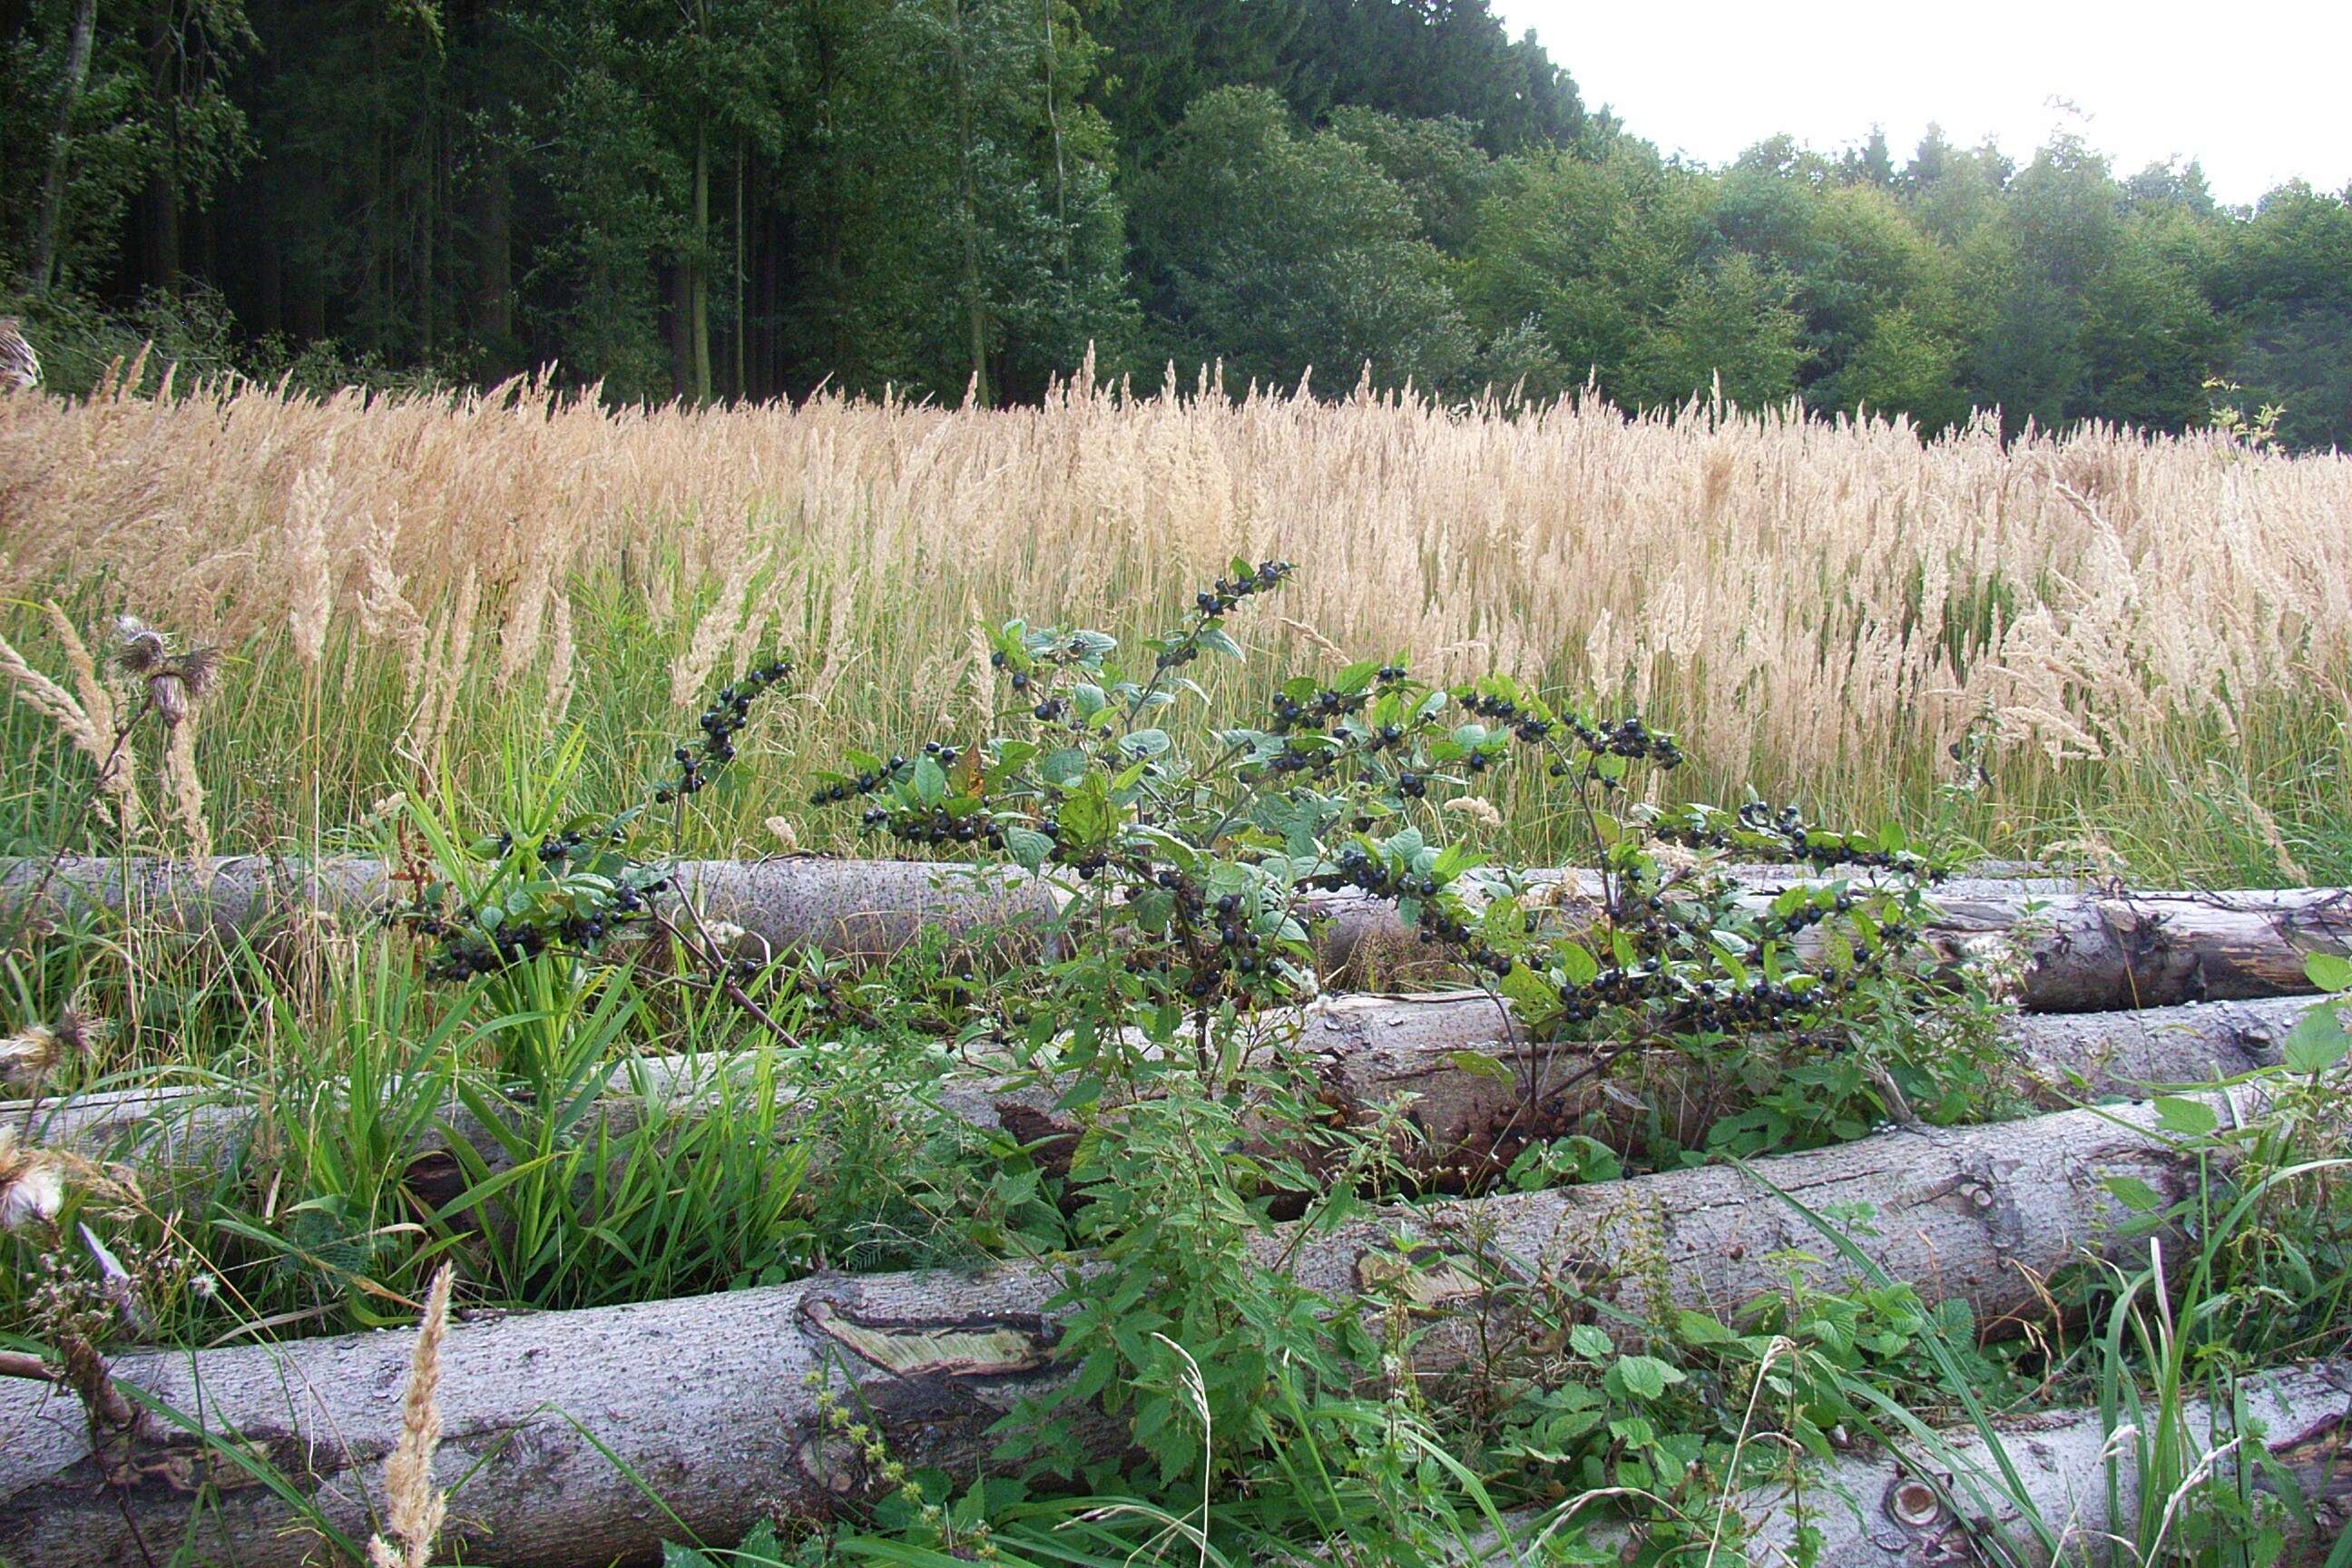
[1491,0,2352,208]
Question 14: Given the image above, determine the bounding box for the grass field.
[4,368,2348,882]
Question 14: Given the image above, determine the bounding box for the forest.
[3,0,2349,446]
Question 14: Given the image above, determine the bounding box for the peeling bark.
[0,1097,2269,1568]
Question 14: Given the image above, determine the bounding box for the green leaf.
[1119,728,1171,759]
[1058,774,1116,849]
[1568,1324,1612,1359]
[912,755,946,806]
[1198,626,1242,660]
[1041,748,1090,788]
[1610,1354,1683,1400]
[1445,1050,1515,1083]
[2102,1175,2168,1213]
[2306,954,2352,994]
[1004,827,1054,871]
[1498,962,1555,1014]
[2154,1095,2220,1137]
[2281,1003,2352,1074]
[1556,941,1599,986]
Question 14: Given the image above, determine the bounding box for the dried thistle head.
[110,616,221,727]
[0,1005,103,1088]
[110,615,171,677]
[174,643,221,701]
[0,1129,69,1231]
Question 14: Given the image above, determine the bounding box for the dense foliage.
[2,0,2347,445]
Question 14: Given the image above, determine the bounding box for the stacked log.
[0,1095,2262,1568]
[5,858,2347,1567]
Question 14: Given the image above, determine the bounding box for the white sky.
[1492,0,2352,208]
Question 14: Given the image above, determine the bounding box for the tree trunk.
[0,1096,2249,1568]
[946,0,991,407]
[17,995,2328,1204]
[733,138,747,402]
[5,857,2344,1014]
[1480,1361,2352,1566]
[140,0,182,294]
[690,122,712,405]
[1308,882,2352,1012]
[29,0,100,291]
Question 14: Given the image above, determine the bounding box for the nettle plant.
[811,559,1945,1106]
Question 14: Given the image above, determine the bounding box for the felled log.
[0,1095,2265,1568]
[0,854,1065,961]
[1313,884,2352,1013]
[13,995,2328,1200]
[0,854,2058,969]
[13,854,2332,1013]
[1478,1360,2352,1566]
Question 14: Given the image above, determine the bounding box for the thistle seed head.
[0,1130,68,1231]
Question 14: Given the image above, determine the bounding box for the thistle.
[0,1004,103,1090]
[111,615,221,729]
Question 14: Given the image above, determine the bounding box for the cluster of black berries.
[1128,874,1289,998]
[1314,846,1514,976]
[1268,686,1367,733]
[809,742,963,808]
[987,647,1038,693]
[1206,891,1278,979]
[1194,559,1295,618]
[812,759,906,807]
[656,659,793,804]
[864,808,1005,851]
[1375,663,1410,689]
[412,865,674,981]
[1661,804,1943,882]
[1568,714,1683,769]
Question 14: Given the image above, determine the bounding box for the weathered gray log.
[13,995,2326,1200]
[0,1095,2269,1568]
[0,854,2057,967]
[1476,1360,2352,1566]
[16,854,2348,1010]
[1311,883,2352,1012]
[0,854,1066,961]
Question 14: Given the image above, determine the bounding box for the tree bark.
[5,857,2343,1014]
[30,0,100,291]
[18,994,2328,1199]
[0,855,1066,962]
[1479,1361,2352,1566]
[0,1095,2251,1568]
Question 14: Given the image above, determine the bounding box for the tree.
[1624,250,1805,410]
[1132,86,1472,392]
[1281,0,1581,153]
[1456,146,1668,402]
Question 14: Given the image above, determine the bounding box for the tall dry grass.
[1,367,2347,877]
